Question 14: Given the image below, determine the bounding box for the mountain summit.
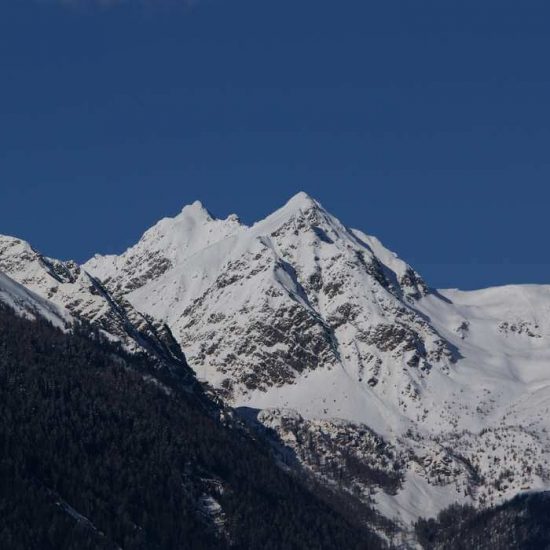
[3,193,550,534]
[85,193,448,418]
[82,193,550,527]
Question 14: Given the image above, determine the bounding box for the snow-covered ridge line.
[84,192,442,405]
[83,192,550,527]
[0,234,186,368]
[6,191,550,531]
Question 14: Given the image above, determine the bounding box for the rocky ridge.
[4,193,550,537]
[0,234,185,369]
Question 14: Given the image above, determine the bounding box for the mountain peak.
[284,191,319,211]
[252,192,325,233]
[249,191,343,242]
[179,199,215,222]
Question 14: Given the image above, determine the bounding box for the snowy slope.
[83,193,550,528]
[0,235,185,365]
[85,201,244,297]
[0,270,71,329]
[86,193,450,415]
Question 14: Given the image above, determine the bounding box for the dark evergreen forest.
[415,493,550,549]
[4,300,550,550]
[0,303,381,550]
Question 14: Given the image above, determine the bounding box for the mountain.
[84,192,550,535]
[86,192,451,415]
[0,235,186,371]
[0,296,381,550]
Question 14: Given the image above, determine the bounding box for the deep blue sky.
[1,0,549,289]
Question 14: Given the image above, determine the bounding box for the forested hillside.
[415,493,550,549]
[0,303,381,550]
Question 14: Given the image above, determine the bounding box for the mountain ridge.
[79,193,550,528]
[4,192,550,537]
[0,234,187,372]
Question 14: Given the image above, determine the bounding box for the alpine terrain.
[0,282,379,549]
[84,193,550,536]
[2,192,550,547]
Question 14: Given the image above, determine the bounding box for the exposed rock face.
[242,405,550,535]
[0,234,185,368]
[76,193,550,530]
[498,320,542,338]
[85,193,452,415]
[9,193,550,540]
[253,408,406,496]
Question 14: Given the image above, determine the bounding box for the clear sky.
[1,0,549,290]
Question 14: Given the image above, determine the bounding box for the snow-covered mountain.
[86,193,453,416]
[0,235,185,368]
[83,193,550,530]
[7,192,550,535]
